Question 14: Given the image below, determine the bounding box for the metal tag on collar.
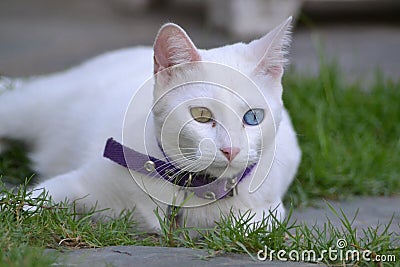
[225,177,237,191]
[225,177,239,198]
[185,173,193,187]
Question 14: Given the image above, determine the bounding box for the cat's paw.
[250,204,286,228]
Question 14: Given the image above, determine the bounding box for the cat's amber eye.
[190,107,213,123]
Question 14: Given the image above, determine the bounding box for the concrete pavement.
[49,196,399,266]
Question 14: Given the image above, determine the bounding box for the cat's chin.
[178,157,258,179]
[201,164,251,179]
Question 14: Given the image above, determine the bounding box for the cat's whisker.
[141,156,199,178]
[274,157,288,167]
[153,161,202,192]
[165,147,198,151]
[154,156,197,165]
[158,150,198,157]
[160,146,198,150]
[161,150,198,156]
[158,157,205,176]
[158,154,198,165]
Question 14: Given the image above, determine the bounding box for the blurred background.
[0,0,399,83]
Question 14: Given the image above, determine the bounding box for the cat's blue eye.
[243,109,264,126]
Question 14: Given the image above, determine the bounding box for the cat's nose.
[220,147,240,161]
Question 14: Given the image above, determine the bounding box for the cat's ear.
[249,17,292,79]
[153,23,201,74]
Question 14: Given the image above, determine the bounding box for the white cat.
[0,17,301,232]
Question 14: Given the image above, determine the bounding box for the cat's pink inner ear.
[250,17,292,79]
[153,23,201,74]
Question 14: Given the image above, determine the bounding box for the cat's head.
[151,18,292,179]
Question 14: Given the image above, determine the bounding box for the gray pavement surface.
[1,1,399,266]
[50,246,317,267]
[292,196,400,234]
[49,196,399,267]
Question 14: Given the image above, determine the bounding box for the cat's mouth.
[204,164,250,179]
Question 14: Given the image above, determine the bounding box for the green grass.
[0,183,398,266]
[283,64,400,206]
[0,65,399,266]
[0,180,160,266]
[0,141,32,185]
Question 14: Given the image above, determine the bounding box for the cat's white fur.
[0,18,300,231]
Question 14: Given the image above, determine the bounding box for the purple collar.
[103,138,255,200]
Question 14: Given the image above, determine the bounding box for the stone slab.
[49,196,399,267]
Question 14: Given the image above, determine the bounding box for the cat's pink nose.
[220,147,240,161]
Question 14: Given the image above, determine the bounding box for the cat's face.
[152,65,279,179]
[151,19,291,179]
